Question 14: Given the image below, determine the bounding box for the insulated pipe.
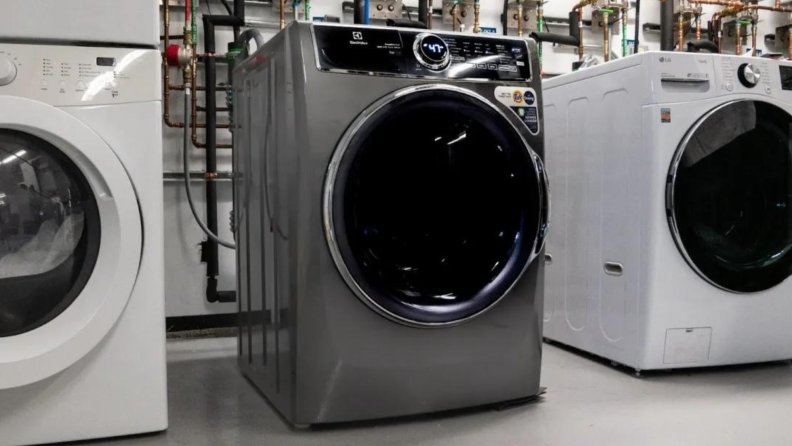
[661,0,674,50]
[305,0,311,20]
[503,0,510,34]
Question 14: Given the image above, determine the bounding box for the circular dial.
[413,33,451,71]
[0,56,17,86]
[737,63,761,88]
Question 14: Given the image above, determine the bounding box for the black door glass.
[330,90,541,324]
[671,101,792,292]
[0,130,100,337]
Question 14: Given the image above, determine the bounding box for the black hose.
[418,0,429,27]
[502,0,509,35]
[569,9,580,41]
[660,0,674,51]
[530,31,580,47]
[687,39,719,53]
[634,0,641,52]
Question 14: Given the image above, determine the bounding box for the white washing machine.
[0,43,167,445]
[0,0,159,48]
[543,52,792,372]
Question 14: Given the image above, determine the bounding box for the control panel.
[0,44,160,106]
[312,24,532,81]
[718,56,774,95]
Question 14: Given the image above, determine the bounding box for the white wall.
[162,0,788,317]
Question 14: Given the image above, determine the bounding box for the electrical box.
[506,0,538,31]
[369,0,403,20]
[591,8,622,36]
[442,0,475,29]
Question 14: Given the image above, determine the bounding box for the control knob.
[413,33,451,71]
[737,63,761,88]
[0,56,17,87]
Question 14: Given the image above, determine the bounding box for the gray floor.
[90,336,792,446]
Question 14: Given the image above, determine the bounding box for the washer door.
[0,97,142,389]
[668,100,792,293]
[324,84,549,327]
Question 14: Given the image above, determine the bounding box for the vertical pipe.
[736,19,741,55]
[281,0,287,28]
[603,10,610,61]
[474,0,481,33]
[660,0,674,50]
[537,1,544,66]
[305,0,311,20]
[622,7,628,57]
[677,13,684,51]
[364,0,370,24]
[517,0,524,37]
[203,18,220,301]
[788,28,792,60]
[696,14,701,40]
[634,0,641,52]
[578,7,584,60]
[428,0,433,28]
[452,0,459,32]
[718,18,723,53]
[751,21,757,56]
[419,0,429,27]
[293,1,300,22]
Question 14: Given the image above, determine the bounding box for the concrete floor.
[88,336,792,446]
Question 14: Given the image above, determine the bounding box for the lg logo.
[353,32,363,40]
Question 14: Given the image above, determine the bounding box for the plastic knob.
[737,63,761,88]
[0,56,17,86]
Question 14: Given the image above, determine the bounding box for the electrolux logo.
[353,31,363,40]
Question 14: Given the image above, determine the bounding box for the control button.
[477,64,486,69]
[0,56,18,86]
[76,81,86,90]
[725,82,734,92]
[765,86,772,94]
[499,65,511,71]
[413,33,451,71]
[737,63,761,88]
[488,63,497,70]
[40,80,49,87]
[59,80,67,87]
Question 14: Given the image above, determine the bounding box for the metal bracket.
[506,1,539,31]
[442,0,475,29]
[370,0,403,20]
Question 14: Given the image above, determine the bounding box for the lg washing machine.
[0,44,166,445]
[543,52,792,372]
[233,22,549,425]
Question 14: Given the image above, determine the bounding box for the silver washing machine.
[233,22,549,426]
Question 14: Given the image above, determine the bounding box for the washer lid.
[324,84,549,327]
[0,97,142,389]
[667,100,792,293]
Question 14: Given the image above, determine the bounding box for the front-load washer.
[233,22,549,425]
[543,51,792,372]
[0,43,166,445]
[0,0,159,48]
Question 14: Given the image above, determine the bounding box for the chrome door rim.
[323,83,549,327]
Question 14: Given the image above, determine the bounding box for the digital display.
[781,66,792,91]
[96,57,116,67]
[420,35,448,63]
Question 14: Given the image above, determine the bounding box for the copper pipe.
[280,0,286,29]
[788,28,792,60]
[517,0,523,37]
[735,18,741,55]
[752,21,757,56]
[572,0,592,10]
[474,0,481,33]
[602,10,610,61]
[678,13,684,51]
[696,14,701,40]
[578,7,584,60]
[777,0,782,8]
[688,0,745,7]
[452,1,459,32]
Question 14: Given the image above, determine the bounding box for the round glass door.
[668,100,792,293]
[0,130,100,337]
[325,85,548,327]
